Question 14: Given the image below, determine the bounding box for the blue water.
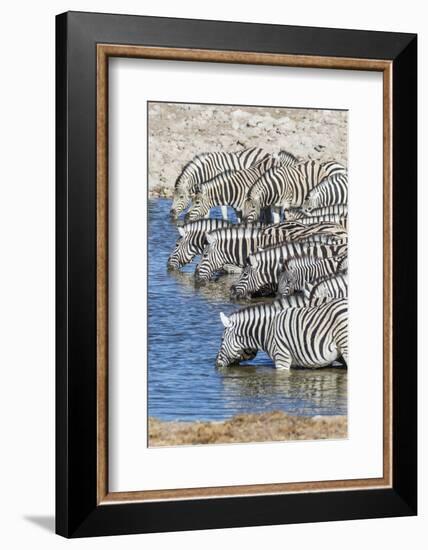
[148,198,347,421]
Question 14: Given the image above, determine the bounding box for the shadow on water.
[148,198,347,421]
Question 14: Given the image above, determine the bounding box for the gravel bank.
[148,102,348,198]
[148,411,347,447]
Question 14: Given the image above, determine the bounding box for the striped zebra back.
[304,204,348,218]
[281,221,348,243]
[305,272,348,303]
[271,298,348,368]
[289,214,347,229]
[237,146,270,166]
[276,150,300,166]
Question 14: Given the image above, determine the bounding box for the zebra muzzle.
[166,257,179,271]
[230,285,246,300]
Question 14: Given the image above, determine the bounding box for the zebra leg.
[220,205,228,220]
[271,345,292,371]
[339,346,348,367]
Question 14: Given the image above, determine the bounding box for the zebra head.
[184,192,210,222]
[194,234,225,283]
[277,267,298,296]
[302,193,318,213]
[166,226,198,270]
[170,189,190,219]
[215,312,257,368]
[243,198,260,223]
[230,253,276,299]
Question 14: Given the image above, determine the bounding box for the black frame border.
[56,11,417,537]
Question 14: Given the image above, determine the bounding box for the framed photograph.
[56,11,417,538]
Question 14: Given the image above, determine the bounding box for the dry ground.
[148,102,348,198]
[149,411,347,447]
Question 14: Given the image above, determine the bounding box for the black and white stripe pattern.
[305,272,348,303]
[167,218,231,270]
[303,172,348,212]
[277,221,348,243]
[170,147,268,218]
[278,255,346,296]
[230,243,345,299]
[184,156,276,222]
[216,298,348,370]
[286,204,348,220]
[194,224,289,282]
[243,160,346,222]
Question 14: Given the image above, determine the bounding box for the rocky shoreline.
[148,102,348,199]
[148,411,347,447]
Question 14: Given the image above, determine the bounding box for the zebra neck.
[236,303,278,351]
[206,182,238,207]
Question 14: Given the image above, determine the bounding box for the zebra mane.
[175,151,233,190]
[277,150,300,166]
[229,299,283,322]
[181,218,230,234]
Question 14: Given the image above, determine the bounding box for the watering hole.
[148,198,347,422]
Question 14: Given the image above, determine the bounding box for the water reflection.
[218,365,347,417]
[148,198,347,421]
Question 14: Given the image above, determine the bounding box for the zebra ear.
[177,226,185,237]
[220,312,231,328]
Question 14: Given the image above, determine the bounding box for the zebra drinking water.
[184,156,277,223]
[167,218,231,270]
[230,243,346,299]
[216,298,348,370]
[194,224,290,283]
[170,147,268,219]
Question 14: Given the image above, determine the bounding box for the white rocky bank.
[148,102,348,198]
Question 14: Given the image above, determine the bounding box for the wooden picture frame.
[56,11,417,537]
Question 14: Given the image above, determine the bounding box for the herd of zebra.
[166,146,348,371]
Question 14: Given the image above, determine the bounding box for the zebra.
[281,213,347,229]
[230,243,345,299]
[216,298,348,370]
[305,272,348,303]
[274,221,347,244]
[184,156,277,223]
[194,224,290,283]
[278,255,347,296]
[215,296,308,365]
[303,172,348,212]
[276,150,300,166]
[170,147,268,219]
[243,160,346,222]
[286,204,348,220]
[166,218,231,270]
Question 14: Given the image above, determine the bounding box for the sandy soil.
[148,102,348,198]
[149,411,347,447]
